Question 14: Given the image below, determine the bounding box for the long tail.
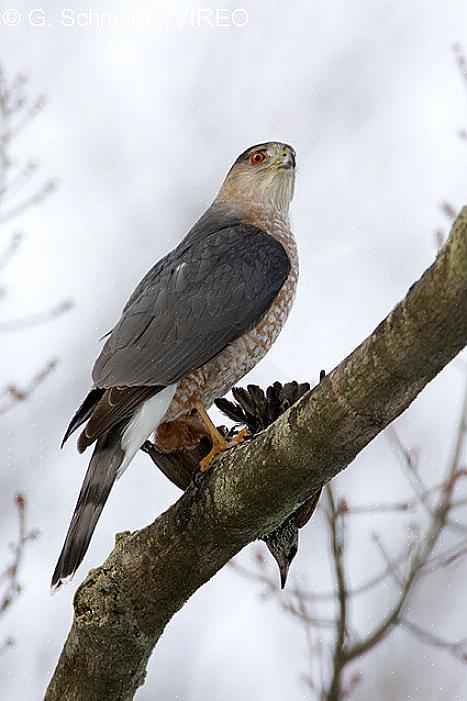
[51,429,124,591]
[51,385,177,591]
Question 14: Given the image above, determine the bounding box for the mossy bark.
[45,208,467,701]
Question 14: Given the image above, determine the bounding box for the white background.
[1,1,467,699]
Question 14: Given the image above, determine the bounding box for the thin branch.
[454,43,467,140]
[0,300,72,333]
[0,231,21,272]
[400,619,467,662]
[325,484,349,701]
[231,545,411,603]
[0,493,38,638]
[347,470,467,515]
[387,424,467,536]
[0,359,58,415]
[0,160,39,200]
[0,496,38,655]
[279,597,337,630]
[454,43,467,96]
[0,178,57,225]
[344,374,467,662]
[228,559,337,628]
[370,531,407,587]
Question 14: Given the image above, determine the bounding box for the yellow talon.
[199,439,228,470]
[199,426,251,471]
[232,427,250,445]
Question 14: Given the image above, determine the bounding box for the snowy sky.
[1,1,467,699]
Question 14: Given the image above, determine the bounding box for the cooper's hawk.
[52,141,298,590]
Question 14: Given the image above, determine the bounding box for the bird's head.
[263,519,299,589]
[217,142,296,213]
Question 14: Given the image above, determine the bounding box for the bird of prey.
[52,141,298,590]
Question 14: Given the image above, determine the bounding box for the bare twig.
[0,359,57,415]
[0,300,72,333]
[0,494,38,651]
[347,472,467,515]
[399,619,467,662]
[387,424,467,536]
[0,231,21,272]
[0,65,70,415]
[453,44,467,140]
[325,485,349,701]
[343,376,467,662]
[0,178,57,225]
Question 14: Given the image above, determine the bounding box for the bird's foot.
[231,427,251,446]
[199,427,251,471]
[199,435,229,471]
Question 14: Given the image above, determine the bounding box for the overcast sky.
[1,1,467,699]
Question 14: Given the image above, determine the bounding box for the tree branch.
[1,493,38,651]
[325,485,349,701]
[45,207,467,701]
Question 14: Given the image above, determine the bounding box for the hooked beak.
[279,562,290,589]
[274,148,296,170]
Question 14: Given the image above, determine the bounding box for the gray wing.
[92,224,291,389]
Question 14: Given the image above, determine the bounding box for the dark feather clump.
[216,381,321,588]
[145,380,321,589]
[215,380,311,433]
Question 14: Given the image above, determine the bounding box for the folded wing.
[92,224,291,389]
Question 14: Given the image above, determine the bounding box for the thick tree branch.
[45,207,467,701]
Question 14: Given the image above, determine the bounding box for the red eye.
[250,151,266,165]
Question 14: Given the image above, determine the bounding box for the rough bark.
[45,207,467,701]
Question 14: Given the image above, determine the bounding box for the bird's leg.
[196,405,250,471]
[196,405,229,471]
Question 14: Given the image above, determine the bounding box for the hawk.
[52,141,298,590]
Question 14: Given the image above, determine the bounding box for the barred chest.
[165,205,298,420]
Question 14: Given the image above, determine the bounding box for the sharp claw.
[234,427,251,443]
[198,427,251,470]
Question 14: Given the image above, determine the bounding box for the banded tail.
[51,430,123,590]
[51,385,177,591]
